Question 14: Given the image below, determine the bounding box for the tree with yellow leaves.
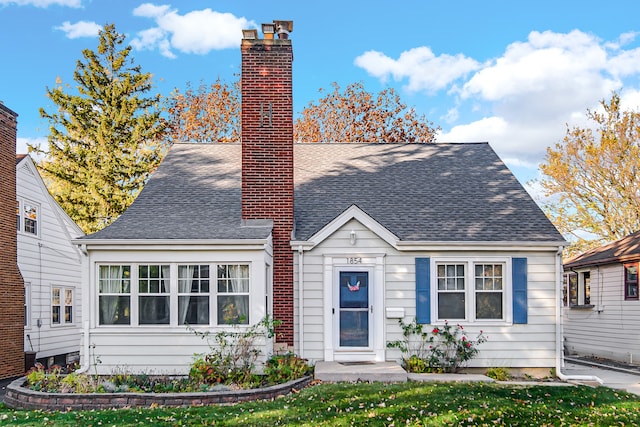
[540,92,640,256]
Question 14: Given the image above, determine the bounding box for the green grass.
[1,381,639,426]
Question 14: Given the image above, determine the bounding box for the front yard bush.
[387,318,487,373]
[24,316,312,393]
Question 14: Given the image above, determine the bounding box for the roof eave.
[73,238,271,249]
[395,240,566,251]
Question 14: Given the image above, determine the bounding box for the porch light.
[242,29,258,40]
[350,230,356,245]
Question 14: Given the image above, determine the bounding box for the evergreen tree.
[35,23,166,233]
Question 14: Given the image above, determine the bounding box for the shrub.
[485,367,511,381]
[387,318,487,373]
[263,353,312,385]
[188,315,281,388]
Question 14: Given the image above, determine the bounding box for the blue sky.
[3,0,640,193]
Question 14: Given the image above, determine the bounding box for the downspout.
[74,244,91,374]
[555,247,603,384]
[298,245,304,358]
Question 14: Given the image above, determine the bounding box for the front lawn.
[2,381,639,426]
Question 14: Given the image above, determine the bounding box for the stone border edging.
[3,376,312,411]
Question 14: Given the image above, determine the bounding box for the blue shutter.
[512,257,528,324]
[416,258,430,324]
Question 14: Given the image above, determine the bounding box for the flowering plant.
[387,318,487,373]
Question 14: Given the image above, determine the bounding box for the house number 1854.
[347,257,362,264]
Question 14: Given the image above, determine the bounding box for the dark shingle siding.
[81,142,564,244]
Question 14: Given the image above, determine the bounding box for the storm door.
[338,271,371,348]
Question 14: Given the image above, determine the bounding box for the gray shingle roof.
[81,142,564,243]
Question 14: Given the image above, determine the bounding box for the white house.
[17,154,84,367]
[73,21,566,375]
[563,231,640,365]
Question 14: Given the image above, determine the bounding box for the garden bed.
[3,375,312,411]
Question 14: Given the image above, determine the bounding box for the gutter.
[554,247,603,384]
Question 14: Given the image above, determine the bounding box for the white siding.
[82,245,273,375]
[295,218,560,368]
[17,157,84,362]
[563,263,640,364]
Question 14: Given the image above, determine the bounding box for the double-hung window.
[178,265,210,325]
[138,265,170,325]
[52,287,74,325]
[217,264,250,325]
[625,264,638,300]
[16,199,39,236]
[99,265,131,325]
[435,259,507,322]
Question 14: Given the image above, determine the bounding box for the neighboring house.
[0,103,24,379]
[563,231,640,364]
[74,21,566,375]
[17,154,84,367]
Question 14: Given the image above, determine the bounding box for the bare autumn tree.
[294,81,439,143]
[540,92,640,257]
[164,78,241,143]
[164,79,438,144]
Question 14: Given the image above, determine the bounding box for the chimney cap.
[274,20,293,39]
[242,29,258,40]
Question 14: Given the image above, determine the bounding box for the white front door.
[336,269,372,350]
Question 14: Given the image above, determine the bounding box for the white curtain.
[178,265,195,325]
[99,265,128,324]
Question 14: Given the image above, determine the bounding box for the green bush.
[387,318,487,373]
[188,315,280,388]
[485,367,511,381]
[263,353,312,385]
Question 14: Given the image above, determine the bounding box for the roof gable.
[296,204,399,248]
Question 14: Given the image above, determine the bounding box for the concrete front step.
[315,361,408,383]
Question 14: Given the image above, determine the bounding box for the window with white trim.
[24,283,30,327]
[565,271,591,307]
[97,263,251,326]
[52,287,74,325]
[99,265,131,325]
[217,264,249,325]
[434,259,508,322]
[16,199,39,236]
[178,265,210,325]
[138,264,170,325]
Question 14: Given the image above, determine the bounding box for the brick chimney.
[241,21,294,347]
[0,103,25,379]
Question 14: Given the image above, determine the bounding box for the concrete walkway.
[562,361,640,395]
[315,360,640,396]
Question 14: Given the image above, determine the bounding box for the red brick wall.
[0,103,25,379]
[241,37,294,346]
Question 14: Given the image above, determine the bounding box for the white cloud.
[354,47,480,93]
[16,137,47,157]
[0,0,80,7]
[54,20,101,39]
[131,3,255,58]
